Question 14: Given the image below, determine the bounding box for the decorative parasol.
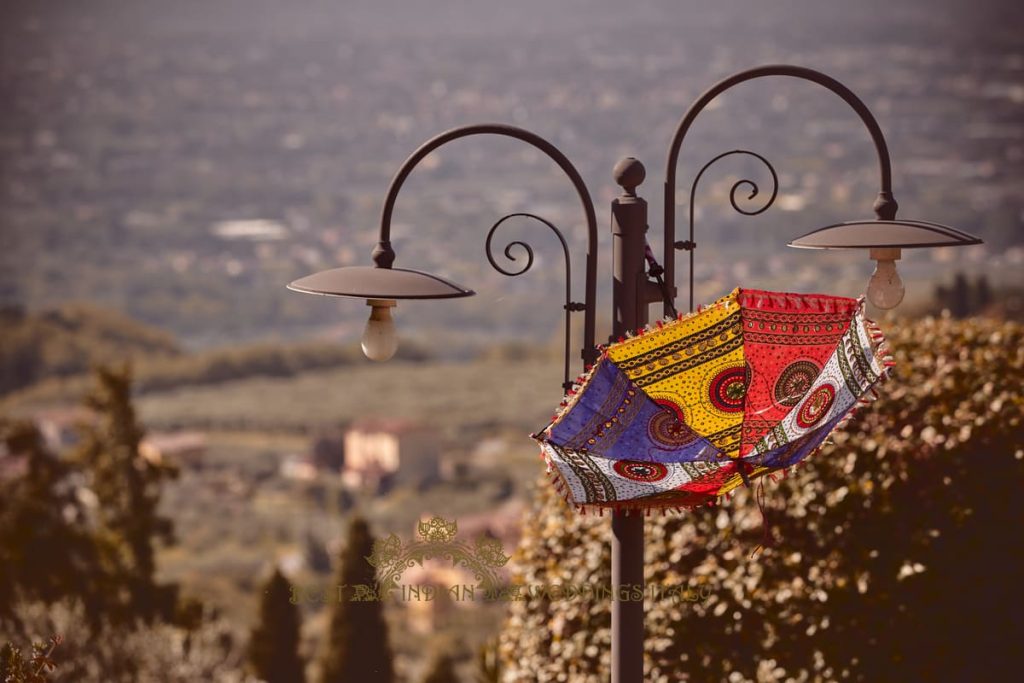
[534,287,894,512]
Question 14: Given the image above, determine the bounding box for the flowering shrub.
[0,635,61,683]
[7,600,255,683]
[500,316,1023,682]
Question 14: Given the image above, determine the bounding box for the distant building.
[342,418,439,493]
[0,442,28,482]
[399,563,462,635]
[280,453,318,481]
[454,498,524,551]
[210,218,289,241]
[139,431,207,468]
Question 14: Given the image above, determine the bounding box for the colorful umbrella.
[534,287,894,512]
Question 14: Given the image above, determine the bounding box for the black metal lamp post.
[287,64,981,682]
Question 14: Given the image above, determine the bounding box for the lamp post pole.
[609,156,658,683]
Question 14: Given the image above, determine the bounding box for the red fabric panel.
[737,288,860,456]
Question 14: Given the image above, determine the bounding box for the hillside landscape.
[1,0,1021,681]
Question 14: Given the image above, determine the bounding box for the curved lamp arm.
[663,64,899,314]
[370,123,600,368]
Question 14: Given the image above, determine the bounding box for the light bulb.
[361,299,397,361]
[866,248,904,310]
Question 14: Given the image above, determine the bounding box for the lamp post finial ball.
[613,157,646,196]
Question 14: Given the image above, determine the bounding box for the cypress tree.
[950,271,971,317]
[319,516,394,683]
[74,363,178,621]
[248,568,305,683]
[975,274,993,310]
[304,532,332,575]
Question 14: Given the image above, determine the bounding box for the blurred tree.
[0,304,179,396]
[422,651,459,683]
[933,273,1000,319]
[304,533,332,575]
[319,516,395,683]
[975,274,993,310]
[311,430,345,473]
[335,488,354,513]
[0,420,107,627]
[248,569,305,683]
[950,272,971,318]
[73,363,179,622]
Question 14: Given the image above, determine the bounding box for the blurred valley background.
[0,0,1021,681]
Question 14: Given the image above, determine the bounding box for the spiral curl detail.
[692,149,779,221]
[485,212,577,390]
[684,150,779,310]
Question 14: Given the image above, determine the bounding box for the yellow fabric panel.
[607,289,746,457]
[716,466,769,495]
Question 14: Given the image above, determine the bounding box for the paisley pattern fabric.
[535,287,893,511]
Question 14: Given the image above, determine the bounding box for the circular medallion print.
[708,365,748,413]
[654,397,687,421]
[648,409,698,447]
[613,460,669,482]
[774,360,820,407]
[796,384,836,428]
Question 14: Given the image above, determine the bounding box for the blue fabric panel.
[547,359,723,464]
